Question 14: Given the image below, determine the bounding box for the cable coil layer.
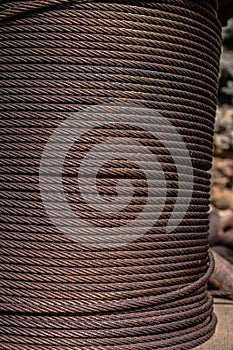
[0,0,222,349]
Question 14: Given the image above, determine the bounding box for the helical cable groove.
[0,0,222,349]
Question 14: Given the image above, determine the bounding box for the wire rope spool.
[0,0,222,349]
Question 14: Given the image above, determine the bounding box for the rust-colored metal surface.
[0,0,222,349]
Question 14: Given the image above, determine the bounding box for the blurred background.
[208,18,233,296]
[212,19,233,212]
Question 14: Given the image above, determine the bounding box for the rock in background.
[209,19,233,299]
[211,19,233,211]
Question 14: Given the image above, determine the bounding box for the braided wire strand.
[0,0,221,349]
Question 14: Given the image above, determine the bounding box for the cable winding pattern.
[0,0,221,349]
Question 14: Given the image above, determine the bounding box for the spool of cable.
[0,0,222,349]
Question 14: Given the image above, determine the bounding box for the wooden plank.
[195,299,233,350]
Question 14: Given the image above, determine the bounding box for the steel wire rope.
[0,0,222,349]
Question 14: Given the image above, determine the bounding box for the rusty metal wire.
[0,0,222,349]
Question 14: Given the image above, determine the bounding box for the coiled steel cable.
[0,0,222,349]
